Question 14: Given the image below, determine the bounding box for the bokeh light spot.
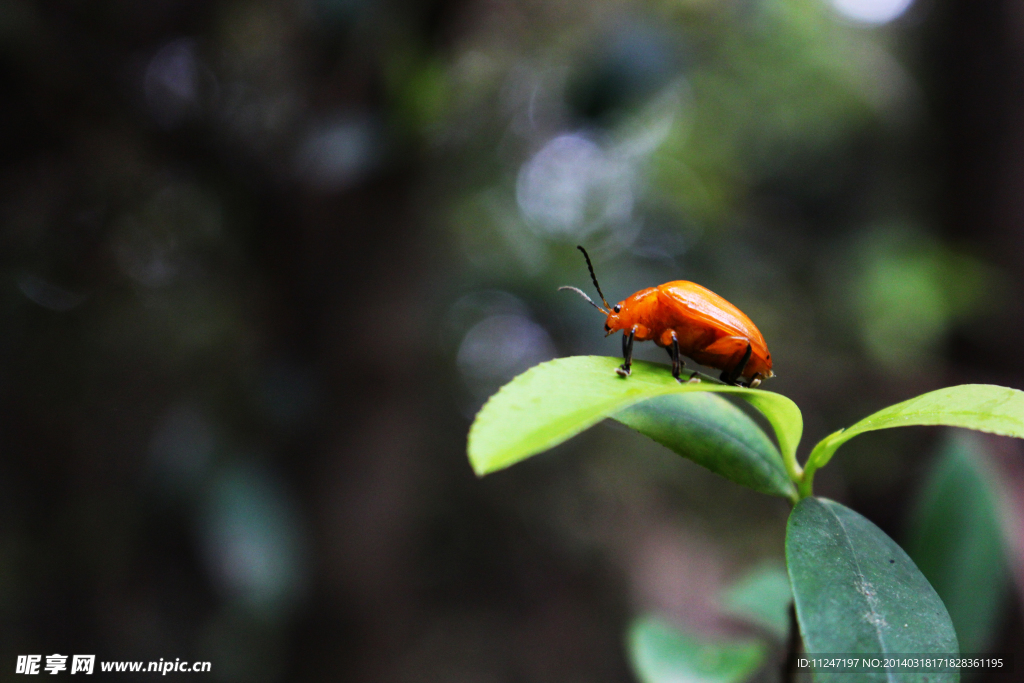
[830,0,915,24]
[293,116,378,190]
[202,464,306,616]
[457,314,557,399]
[516,134,634,239]
[144,38,212,128]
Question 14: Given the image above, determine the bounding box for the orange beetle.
[561,246,774,387]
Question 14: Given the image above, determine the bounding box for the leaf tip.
[466,444,490,478]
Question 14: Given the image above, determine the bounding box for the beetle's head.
[603,303,624,336]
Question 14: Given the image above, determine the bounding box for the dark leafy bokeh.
[2,0,1023,680]
[906,432,1009,657]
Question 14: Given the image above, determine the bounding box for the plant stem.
[797,429,851,499]
[780,440,806,502]
[797,468,815,499]
[782,448,804,489]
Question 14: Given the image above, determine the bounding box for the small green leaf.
[615,393,795,498]
[628,615,766,683]
[720,563,793,639]
[802,384,1024,496]
[906,432,1009,654]
[787,497,959,682]
[467,356,803,483]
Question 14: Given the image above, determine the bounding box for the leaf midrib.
[824,502,897,683]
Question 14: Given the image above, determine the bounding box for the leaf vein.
[822,502,897,683]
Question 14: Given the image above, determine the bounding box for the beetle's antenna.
[576,245,612,310]
[558,286,608,314]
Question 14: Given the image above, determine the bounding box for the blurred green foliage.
[628,616,766,683]
[844,227,995,371]
[907,432,1009,655]
[720,563,792,640]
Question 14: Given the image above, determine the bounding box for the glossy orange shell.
[604,280,772,379]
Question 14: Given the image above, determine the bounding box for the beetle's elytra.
[561,246,774,387]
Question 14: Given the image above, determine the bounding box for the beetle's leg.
[665,333,700,383]
[746,373,763,388]
[616,327,636,377]
[667,332,682,382]
[720,343,753,386]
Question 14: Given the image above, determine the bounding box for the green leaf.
[802,384,1024,496]
[467,356,803,486]
[786,497,959,682]
[628,615,766,683]
[720,563,793,639]
[614,393,795,498]
[906,432,1009,654]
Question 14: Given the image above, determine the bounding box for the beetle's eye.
[613,304,621,313]
[604,324,610,332]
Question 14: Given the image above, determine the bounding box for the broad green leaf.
[802,384,1024,496]
[787,497,959,683]
[628,615,766,683]
[720,563,793,639]
[615,393,795,498]
[467,356,803,484]
[906,432,1008,655]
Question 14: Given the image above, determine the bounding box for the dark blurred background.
[2,0,1024,680]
